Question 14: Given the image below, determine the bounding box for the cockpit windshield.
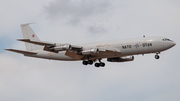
[162,38,173,42]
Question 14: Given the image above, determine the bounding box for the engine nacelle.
[107,56,134,62]
[51,43,72,51]
[81,48,99,55]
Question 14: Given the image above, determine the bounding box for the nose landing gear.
[155,53,160,59]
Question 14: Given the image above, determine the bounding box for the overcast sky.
[0,0,180,101]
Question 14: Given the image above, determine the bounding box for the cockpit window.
[162,38,173,42]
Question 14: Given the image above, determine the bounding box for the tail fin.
[21,23,43,51]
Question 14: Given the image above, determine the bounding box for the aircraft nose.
[164,41,176,50]
[172,42,176,47]
[170,42,176,48]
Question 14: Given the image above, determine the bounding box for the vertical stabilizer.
[21,23,43,51]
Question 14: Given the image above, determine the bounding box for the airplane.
[5,23,176,67]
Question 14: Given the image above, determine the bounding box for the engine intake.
[81,48,99,55]
[107,56,134,62]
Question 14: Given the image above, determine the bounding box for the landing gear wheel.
[100,62,105,67]
[82,61,88,65]
[88,60,93,65]
[155,55,160,59]
[95,63,100,67]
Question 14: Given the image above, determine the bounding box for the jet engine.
[107,56,134,62]
[50,43,72,51]
[81,48,99,55]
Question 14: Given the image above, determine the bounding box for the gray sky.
[0,0,180,101]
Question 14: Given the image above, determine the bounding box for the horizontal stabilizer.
[5,49,37,55]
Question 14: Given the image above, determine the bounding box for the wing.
[65,47,121,60]
[18,39,82,53]
[90,47,121,60]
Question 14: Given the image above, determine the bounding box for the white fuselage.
[25,36,176,61]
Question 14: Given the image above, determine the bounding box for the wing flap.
[5,49,37,55]
[65,50,84,60]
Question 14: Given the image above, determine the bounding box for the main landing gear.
[82,60,93,65]
[155,53,160,59]
[94,59,105,67]
[82,59,105,67]
[94,62,105,67]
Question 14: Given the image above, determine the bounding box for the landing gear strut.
[155,53,160,59]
